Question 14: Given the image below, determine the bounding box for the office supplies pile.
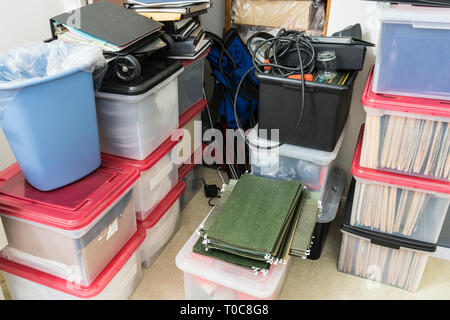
[338,3,450,292]
[0,1,208,300]
[125,0,212,58]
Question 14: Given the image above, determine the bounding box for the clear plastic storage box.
[372,3,450,100]
[139,181,185,268]
[433,209,450,261]
[179,148,204,212]
[0,226,145,300]
[338,181,435,292]
[361,67,450,181]
[351,126,450,244]
[102,134,181,221]
[175,99,206,167]
[95,68,183,160]
[176,222,291,300]
[0,162,139,286]
[249,123,346,202]
[178,54,206,115]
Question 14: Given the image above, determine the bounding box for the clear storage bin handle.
[412,21,450,30]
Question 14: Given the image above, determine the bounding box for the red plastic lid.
[351,125,450,195]
[182,49,209,67]
[102,132,183,172]
[0,226,145,298]
[179,98,208,128]
[0,163,139,231]
[139,181,186,230]
[178,144,206,180]
[361,66,450,118]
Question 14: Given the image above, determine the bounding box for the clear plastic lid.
[378,3,450,27]
[182,50,209,67]
[317,167,346,223]
[352,125,450,196]
[248,120,347,166]
[0,226,146,298]
[362,66,450,118]
[0,162,139,231]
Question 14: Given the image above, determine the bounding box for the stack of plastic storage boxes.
[97,52,207,273]
[337,3,450,292]
[0,162,145,299]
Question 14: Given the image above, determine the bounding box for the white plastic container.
[179,55,206,115]
[103,135,181,221]
[0,163,139,286]
[176,223,292,300]
[361,67,450,181]
[352,126,450,244]
[249,122,346,201]
[95,69,183,160]
[139,181,185,268]
[175,99,206,168]
[373,3,450,100]
[0,227,145,300]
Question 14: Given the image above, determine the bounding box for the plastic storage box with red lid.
[361,66,450,181]
[372,3,450,100]
[0,162,139,286]
[178,52,208,115]
[175,98,207,168]
[139,181,186,268]
[102,132,183,221]
[0,225,146,300]
[351,125,450,244]
[176,216,291,300]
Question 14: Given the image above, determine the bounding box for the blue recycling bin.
[0,42,103,191]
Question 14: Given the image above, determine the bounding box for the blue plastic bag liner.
[0,40,105,191]
[0,40,106,116]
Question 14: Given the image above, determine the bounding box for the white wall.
[326,0,380,185]
[0,0,85,170]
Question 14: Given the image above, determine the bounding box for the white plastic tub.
[174,99,206,168]
[372,3,450,100]
[249,122,346,201]
[0,163,139,286]
[361,67,450,181]
[352,126,450,244]
[139,181,185,268]
[433,210,450,261]
[0,227,145,300]
[176,221,292,300]
[95,69,183,160]
[103,135,181,221]
[179,55,206,115]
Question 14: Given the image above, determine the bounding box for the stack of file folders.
[125,0,212,58]
[194,173,318,274]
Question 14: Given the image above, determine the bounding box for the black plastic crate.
[256,72,357,152]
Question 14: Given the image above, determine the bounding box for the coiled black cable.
[233,29,316,150]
